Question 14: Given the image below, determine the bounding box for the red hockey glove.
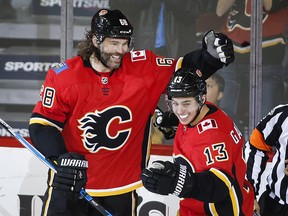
[203,30,235,66]
[141,161,193,197]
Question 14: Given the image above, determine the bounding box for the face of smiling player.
[170,97,202,125]
[98,37,130,70]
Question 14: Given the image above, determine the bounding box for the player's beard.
[94,46,125,70]
[100,51,123,69]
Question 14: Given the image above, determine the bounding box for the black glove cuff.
[182,49,224,80]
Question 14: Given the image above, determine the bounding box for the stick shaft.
[0,119,112,216]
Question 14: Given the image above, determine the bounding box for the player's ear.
[217,92,224,102]
[92,35,98,47]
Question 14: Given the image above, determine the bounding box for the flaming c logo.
[78,106,132,153]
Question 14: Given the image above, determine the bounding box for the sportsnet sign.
[32,0,110,16]
[0,55,58,80]
[0,121,29,138]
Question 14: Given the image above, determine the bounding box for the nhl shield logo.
[101,77,108,84]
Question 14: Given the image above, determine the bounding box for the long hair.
[77,29,95,61]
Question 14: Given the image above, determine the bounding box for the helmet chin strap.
[189,104,202,126]
[189,95,206,126]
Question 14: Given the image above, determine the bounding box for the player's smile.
[171,97,199,125]
[178,114,190,124]
[108,53,124,68]
[99,51,124,69]
[177,112,196,125]
[179,114,189,119]
[111,54,122,64]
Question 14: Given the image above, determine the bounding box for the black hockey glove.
[141,161,193,197]
[155,111,179,128]
[51,153,88,198]
[203,30,234,66]
[157,127,176,140]
[154,112,179,139]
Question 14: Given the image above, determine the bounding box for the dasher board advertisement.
[0,146,180,216]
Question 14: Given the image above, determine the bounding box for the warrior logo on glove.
[51,152,88,197]
[173,164,187,196]
[60,158,88,168]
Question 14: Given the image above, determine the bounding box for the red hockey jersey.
[30,50,182,196]
[173,103,254,215]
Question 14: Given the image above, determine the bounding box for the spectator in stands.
[216,0,288,127]
[206,73,225,105]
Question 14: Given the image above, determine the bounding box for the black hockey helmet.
[91,9,134,44]
[167,67,207,102]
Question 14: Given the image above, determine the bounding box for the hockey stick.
[0,118,112,216]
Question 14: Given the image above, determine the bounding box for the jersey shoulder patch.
[197,119,218,134]
[130,50,146,62]
[52,62,68,74]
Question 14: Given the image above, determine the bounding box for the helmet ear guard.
[95,34,105,44]
[196,94,206,106]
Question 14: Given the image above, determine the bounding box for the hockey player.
[245,104,288,216]
[29,8,234,216]
[141,68,254,215]
[154,73,226,140]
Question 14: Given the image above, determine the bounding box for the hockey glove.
[157,127,176,140]
[51,153,88,197]
[203,30,235,65]
[155,112,179,128]
[154,112,178,139]
[141,161,193,197]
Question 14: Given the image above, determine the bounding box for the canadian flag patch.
[131,50,146,62]
[197,119,217,133]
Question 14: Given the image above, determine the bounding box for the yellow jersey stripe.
[210,168,239,215]
[86,181,143,197]
[42,170,55,216]
[29,117,63,132]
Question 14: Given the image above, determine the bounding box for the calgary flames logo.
[78,106,132,153]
